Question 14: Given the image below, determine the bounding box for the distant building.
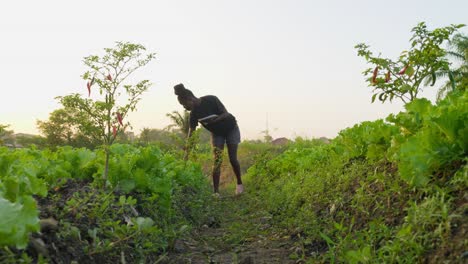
[15,133,37,138]
[319,137,331,144]
[271,137,290,146]
[1,133,40,149]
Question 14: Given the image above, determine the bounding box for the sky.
[1,0,467,140]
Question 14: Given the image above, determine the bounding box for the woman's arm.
[211,112,230,123]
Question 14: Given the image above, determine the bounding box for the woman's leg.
[212,144,224,193]
[227,143,242,185]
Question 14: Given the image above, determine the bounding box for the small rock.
[130,206,139,216]
[30,237,48,257]
[39,218,58,232]
[207,216,220,228]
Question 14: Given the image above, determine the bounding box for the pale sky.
[1,0,467,140]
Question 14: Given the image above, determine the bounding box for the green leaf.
[135,217,154,230]
[0,196,40,249]
[119,195,126,205]
[448,71,456,91]
[398,134,433,186]
[405,66,415,77]
[319,232,335,246]
[396,225,412,238]
[379,93,386,102]
[405,98,432,114]
[430,72,436,86]
[118,179,136,193]
[400,84,412,92]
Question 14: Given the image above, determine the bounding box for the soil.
[162,189,301,264]
[32,179,100,264]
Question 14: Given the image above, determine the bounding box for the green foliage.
[0,147,48,248]
[379,190,454,262]
[244,90,467,262]
[388,91,467,186]
[0,148,52,201]
[137,127,182,150]
[105,144,207,194]
[165,110,191,136]
[0,197,40,249]
[0,146,95,249]
[37,107,100,149]
[48,147,98,181]
[333,120,398,162]
[0,144,211,261]
[57,189,164,260]
[355,22,464,103]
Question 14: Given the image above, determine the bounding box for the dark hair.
[174,83,195,100]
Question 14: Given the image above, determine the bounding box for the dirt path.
[162,188,300,264]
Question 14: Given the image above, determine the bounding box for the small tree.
[260,129,273,143]
[58,42,155,180]
[165,110,191,137]
[137,127,181,148]
[355,22,464,103]
[0,124,14,146]
[37,107,100,149]
[427,33,468,100]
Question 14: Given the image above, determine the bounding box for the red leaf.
[399,65,408,75]
[112,126,117,137]
[117,112,123,126]
[372,67,379,84]
[107,74,112,81]
[87,82,91,97]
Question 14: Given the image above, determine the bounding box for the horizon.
[1,0,467,140]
